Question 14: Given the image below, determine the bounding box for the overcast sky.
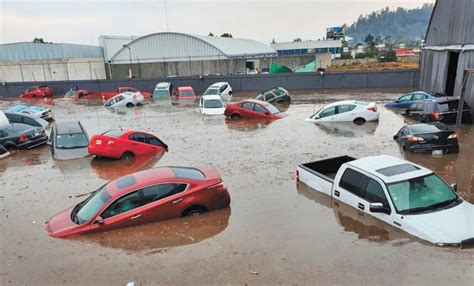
[1,0,435,45]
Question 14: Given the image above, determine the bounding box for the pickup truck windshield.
[387,174,457,214]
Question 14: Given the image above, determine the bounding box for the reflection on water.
[77,207,231,253]
[316,121,379,137]
[225,118,274,132]
[0,145,49,173]
[54,157,93,175]
[296,181,420,246]
[90,152,163,181]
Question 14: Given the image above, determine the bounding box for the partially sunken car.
[45,166,231,238]
[19,85,53,99]
[153,82,173,100]
[393,123,459,154]
[256,87,291,104]
[297,155,474,247]
[6,104,53,120]
[404,98,472,124]
[0,123,48,150]
[200,95,226,115]
[50,121,90,160]
[305,100,378,124]
[3,112,49,128]
[224,99,285,120]
[104,92,144,108]
[203,82,232,102]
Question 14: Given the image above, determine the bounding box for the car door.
[315,106,337,122]
[97,190,144,231]
[254,103,271,119]
[334,105,357,121]
[141,183,189,223]
[128,132,152,155]
[239,102,256,118]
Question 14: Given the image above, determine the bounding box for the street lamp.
[123,44,132,78]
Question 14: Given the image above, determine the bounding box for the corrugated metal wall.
[420,50,449,92]
[0,43,104,62]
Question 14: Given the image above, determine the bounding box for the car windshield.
[153,90,169,97]
[204,99,223,108]
[203,88,219,95]
[179,90,194,97]
[74,184,111,224]
[56,133,88,149]
[64,91,78,98]
[265,104,280,114]
[387,174,458,214]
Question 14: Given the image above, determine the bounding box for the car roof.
[239,99,268,105]
[202,95,223,100]
[347,155,432,184]
[156,82,171,88]
[4,111,39,119]
[323,100,360,108]
[209,82,228,88]
[177,86,193,91]
[54,121,84,134]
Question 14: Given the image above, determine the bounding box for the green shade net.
[270,63,293,74]
[293,58,319,73]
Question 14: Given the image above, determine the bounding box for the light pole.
[123,44,132,78]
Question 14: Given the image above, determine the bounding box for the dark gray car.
[4,112,49,128]
[50,121,90,160]
[0,123,48,150]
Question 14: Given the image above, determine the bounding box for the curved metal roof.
[110,32,276,63]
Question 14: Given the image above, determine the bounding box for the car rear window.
[376,164,420,177]
[170,167,205,180]
[410,124,443,134]
[104,129,126,137]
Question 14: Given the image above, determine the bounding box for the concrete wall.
[0,69,420,98]
[0,58,107,82]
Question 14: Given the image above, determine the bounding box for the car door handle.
[130,214,142,220]
[172,198,183,204]
[334,190,340,197]
[358,203,365,211]
[132,143,137,145]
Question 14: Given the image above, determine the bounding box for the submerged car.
[394,123,459,154]
[88,129,168,160]
[50,121,90,160]
[203,82,232,102]
[224,99,285,120]
[3,112,49,128]
[404,98,472,124]
[104,92,144,108]
[305,100,378,123]
[174,86,197,99]
[45,166,231,238]
[385,91,439,108]
[6,104,53,120]
[200,95,225,115]
[153,82,173,100]
[19,85,53,99]
[0,123,48,150]
[256,87,291,103]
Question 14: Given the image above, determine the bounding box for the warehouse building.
[0,42,107,82]
[102,32,278,78]
[420,0,474,119]
[271,40,343,59]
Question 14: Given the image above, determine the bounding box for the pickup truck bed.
[297,155,356,196]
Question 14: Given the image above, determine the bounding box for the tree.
[364,34,374,43]
[293,38,302,42]
[379,49,397,62]
[340,52,353,59]
[220,33,233,38]
[208,32,214,36]
[33,38,46,43]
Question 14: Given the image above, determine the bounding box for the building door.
[445,51,460,96]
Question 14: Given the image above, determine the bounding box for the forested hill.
[346,4,434,44]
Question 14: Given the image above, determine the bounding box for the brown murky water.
[0,92,473,285]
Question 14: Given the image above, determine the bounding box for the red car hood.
[44,206,78,238]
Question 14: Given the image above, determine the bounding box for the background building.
[102,32,278,78]
[420,0,474,118]
[0,42,107,82]
[271,40,343,59]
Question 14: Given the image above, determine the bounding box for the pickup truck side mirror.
[451,183,458,192]
[369,202,391,215]
[94,216,104,225]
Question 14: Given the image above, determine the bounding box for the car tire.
[121,152,134,160]
[183,206,208,217]
[4,143,17,152]
[231,113,241,120]
[126,103,134,108]
[353,118,366,125]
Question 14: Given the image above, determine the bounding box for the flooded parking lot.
[1,92,473,285]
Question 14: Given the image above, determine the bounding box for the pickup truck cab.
[297,155,474,247]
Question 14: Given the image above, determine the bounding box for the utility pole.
[164,0,169,32]
[455,69,473,129]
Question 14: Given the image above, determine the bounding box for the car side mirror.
[451,183,458,192]
[94,216,104,225]
[229,91,233,95]
[369,202,390,215]
[393,135,398,140]
[265,111,270,115]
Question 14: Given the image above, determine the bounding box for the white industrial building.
[271,40,343,59]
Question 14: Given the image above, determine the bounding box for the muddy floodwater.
[0,91,473,285]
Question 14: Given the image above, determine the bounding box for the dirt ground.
[327,61,419,72]
[0,90,473,285]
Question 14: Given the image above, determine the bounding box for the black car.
[256,87,291,103]
[393,122,459,154]
[50,121,89,160]
[0,123,48,150]
[404,98,472,124]
[0,145,10,159]
[4,112,49,128]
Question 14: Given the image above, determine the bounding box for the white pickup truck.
[297,155,474,247]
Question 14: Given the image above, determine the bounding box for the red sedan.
[44,166,231,238]
[88,129,168,160]
[224,99,286,120]
[19,85,53,99]
[174,86,196,99]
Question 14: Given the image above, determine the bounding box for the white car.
[305,100,379,123]
[104,92,144,108]
[203,82,232,102]
[200,95,225,115]
[297,155,474,247]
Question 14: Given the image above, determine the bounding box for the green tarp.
[270,63,293,74]
[293,58,319,73]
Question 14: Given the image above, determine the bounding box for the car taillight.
[367,106,377,112]
[407,136,426,143]
[448,133,458,140]
[207,182,226,192]
[19,134,28,143]
[431,112,441,120]
[107,140,115,145]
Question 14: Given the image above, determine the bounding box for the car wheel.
[184,209,206,217]
[353,118,366,125]
[231,113,241,120]
[126,102,134,108]
[4,143,17,152]
[121,152,134,160]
